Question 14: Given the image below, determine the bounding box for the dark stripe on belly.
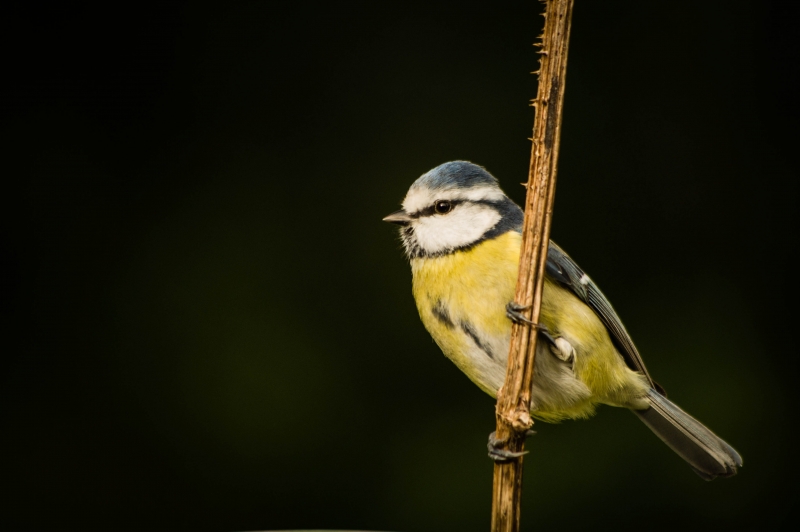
[460,321,494,360]
[432,300,455,329]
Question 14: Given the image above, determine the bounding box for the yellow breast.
[410,232,521,396]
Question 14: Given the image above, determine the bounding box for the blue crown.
[413,161,499,191]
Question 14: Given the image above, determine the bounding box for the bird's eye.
[434,200,453,214]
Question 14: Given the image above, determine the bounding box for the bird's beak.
[382,209,412,226]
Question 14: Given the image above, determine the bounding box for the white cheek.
[413,205,501,253]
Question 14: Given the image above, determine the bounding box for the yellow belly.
[410,232,649,422]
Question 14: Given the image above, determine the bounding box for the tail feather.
[633,389,742,480]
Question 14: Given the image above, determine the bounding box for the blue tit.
[383,161,741,480]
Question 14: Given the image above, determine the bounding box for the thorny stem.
[490,1,575,531]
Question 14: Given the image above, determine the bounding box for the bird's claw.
[505,302,558,347]
[506,302,534,325]
[487,430,537,462]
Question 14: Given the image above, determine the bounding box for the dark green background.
[3,1,797,530]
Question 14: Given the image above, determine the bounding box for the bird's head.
[383,161,523,259]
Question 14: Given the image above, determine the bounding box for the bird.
[383,160,741,480]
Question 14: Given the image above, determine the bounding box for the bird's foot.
[487,430,537,462]
[505,302,533,325]
[505,302,558,347]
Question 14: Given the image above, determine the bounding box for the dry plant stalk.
[490,1,575,530]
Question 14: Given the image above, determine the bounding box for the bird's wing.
[545,241,658,390]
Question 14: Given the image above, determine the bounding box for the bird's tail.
[633,388,742,480]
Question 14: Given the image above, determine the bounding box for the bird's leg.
[505,302,558,347]
[487,429,537,462]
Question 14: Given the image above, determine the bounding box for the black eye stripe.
[410,199,502,218]
[412,200,463,218]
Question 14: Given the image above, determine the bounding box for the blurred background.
[2,1,797,530]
